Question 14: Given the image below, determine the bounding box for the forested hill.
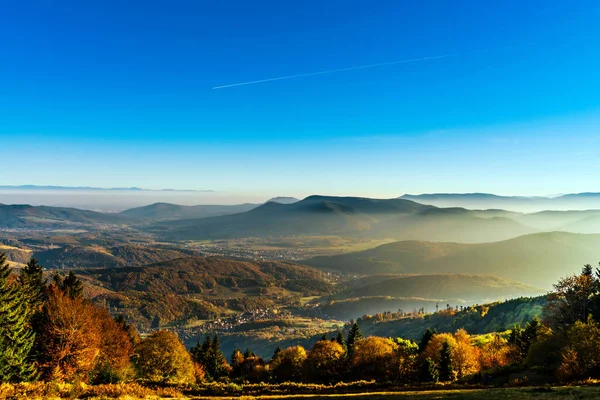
[75,256,333,329]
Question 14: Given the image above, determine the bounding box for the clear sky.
[2,0,600,201]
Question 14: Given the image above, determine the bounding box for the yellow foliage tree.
[270,346,306,383]
[352,336,398,381]
[304,340,345,383]
[134,330,195,384]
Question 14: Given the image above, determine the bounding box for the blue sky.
[1,0,600,201]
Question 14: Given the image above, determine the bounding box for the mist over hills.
[0,203,129,228]
[401,192,600,212]
[119,202,258,221]
[151,195,535,243]
[304,231,600,288]
[336,274,543,302]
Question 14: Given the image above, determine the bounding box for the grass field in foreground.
[191,386,600,400]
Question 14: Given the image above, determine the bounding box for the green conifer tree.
[420,357,439,382]
[345,323,362,360]
[0,253,37,382]
[61,271,83,299]
[439,340,454,382]
[419,328,436,353]
[18,258,46,319]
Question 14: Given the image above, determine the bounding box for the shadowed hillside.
[336,274,542,302]
[305,232,600,287]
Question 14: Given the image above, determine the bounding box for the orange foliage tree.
[34,285,103,382]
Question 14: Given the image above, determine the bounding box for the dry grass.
[0,382,184,399]
[1,383,599,400]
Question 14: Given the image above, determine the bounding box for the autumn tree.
[90,308,134,383]
[394,338,419,383]
[544,265,600,331]
[269,346,306,383]
[351,336,398,381]
[304,339,345,383]
[555,318,600,381]
[452,329,480,379]
[134,330,195,384]
[34,285,102,382]
[480,334,511,371]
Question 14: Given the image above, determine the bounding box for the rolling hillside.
[151,195,534,243]
[76,256,333,329]
[305,232,600,287]
[35,244,198,269]
[0,203,129,228]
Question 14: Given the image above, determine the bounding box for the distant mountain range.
[401,192,600,212]
[5,196,600,243]
[0,185,212,192]
[304,231,600,288]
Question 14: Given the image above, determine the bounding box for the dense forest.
[2,250,600,397]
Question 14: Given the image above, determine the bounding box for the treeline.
[3,251,600,387]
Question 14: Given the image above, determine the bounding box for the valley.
[2,194,599,359]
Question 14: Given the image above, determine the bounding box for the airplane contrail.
[212,51,462,89]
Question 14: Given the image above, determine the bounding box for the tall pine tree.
[345,323,362,360]
[18,258,46,319]
[0,253,37,382]
[439,340,454,382]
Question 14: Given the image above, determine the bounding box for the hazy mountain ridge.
[151,195,535,242]
[304,231,600,288]
[119,202,258,221]
[0,203,130,228]
[401,192,600,212]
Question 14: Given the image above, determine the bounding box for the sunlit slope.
[153,195,534,243]
[305,232,600,287]
[76,256,333,329]
[34,244,198,269]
